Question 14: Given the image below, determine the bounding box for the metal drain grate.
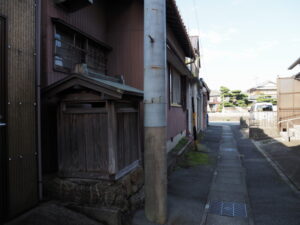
[209,200,247,218]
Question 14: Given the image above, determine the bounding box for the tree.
[219,87,249,108]
[256,94,277,105]
[224,102,234,107]
[220,86,230,97]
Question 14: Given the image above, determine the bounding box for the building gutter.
[288,57,300,70]
[35,0,43,201]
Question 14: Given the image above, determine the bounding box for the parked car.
[250,102,273,112]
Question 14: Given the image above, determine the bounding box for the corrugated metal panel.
[0,15,8,221]
[0,0,38,218]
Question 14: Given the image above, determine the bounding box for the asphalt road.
[231,124,300,225]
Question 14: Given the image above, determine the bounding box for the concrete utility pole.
[144,0,167,224]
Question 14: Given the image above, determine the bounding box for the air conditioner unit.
[54,0,93,12]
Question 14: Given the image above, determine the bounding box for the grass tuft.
[171,137,189,153]
[179,151,212,168]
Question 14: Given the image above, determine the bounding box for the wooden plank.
[107,101,118,174]
[58,103,109,175]
[117,110,139,171]
[85,113,109,172]
[58,171,110,180]
[115,160,140,180]
[45,78,123,99]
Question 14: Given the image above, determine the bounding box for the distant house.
[186,36,210,142]
[208,90,221,112]
[199,79,210,129]
[247,81,277,101]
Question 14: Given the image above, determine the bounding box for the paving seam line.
[199,169,217,225]
[200,126,254,225]
[235,127,255,225]
[251,140,300,196]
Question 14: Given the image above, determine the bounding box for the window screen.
[54,25,107,74]
[170,68,182,105]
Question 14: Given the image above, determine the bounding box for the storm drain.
[209,200,247,218]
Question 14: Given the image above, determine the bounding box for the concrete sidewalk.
[200,125,253,225]
[132,125,222,225]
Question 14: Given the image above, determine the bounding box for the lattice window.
[86,40,107,74]
[54,25,107,74]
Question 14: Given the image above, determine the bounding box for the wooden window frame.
[53,25,86,73]
[170,66,184,107]
[53,23,109,75]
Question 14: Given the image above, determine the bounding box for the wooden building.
[44,73,143,180]
[200,79,210,130]
[166,0,197,151]
[41,0,197,176]
[186,36,210,137]
[0,0,209,223]
[0,0,38,220]
[40,2,145,223]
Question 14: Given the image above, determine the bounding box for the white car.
[250,102,273,112]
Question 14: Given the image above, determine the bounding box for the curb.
[177,139,193,156]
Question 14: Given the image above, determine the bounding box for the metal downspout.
[35,0,42,201]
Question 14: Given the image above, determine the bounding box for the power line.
[192,0,206,77]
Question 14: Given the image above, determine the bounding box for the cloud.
[290,38,300,46]
[197,37,280,63]
[202,48,257,63]
[190,28,238,44]
[257,40,279,50]
[231,0,249,6]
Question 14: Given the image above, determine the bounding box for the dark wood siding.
[0,0,38,218]
[41,1,109,173]
[58,108,109,177]
[106,0,144,91]
[117,111,139,169]
[42,0,145,173]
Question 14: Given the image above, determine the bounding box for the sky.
[176,0,300,91]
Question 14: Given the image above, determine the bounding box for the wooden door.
[0,15,7,221]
